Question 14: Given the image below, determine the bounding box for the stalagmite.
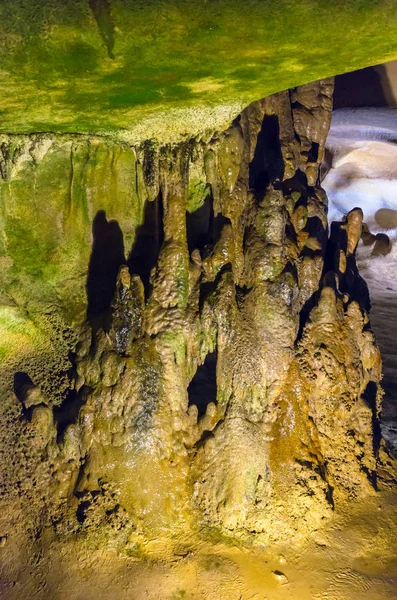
[0,78,392,561]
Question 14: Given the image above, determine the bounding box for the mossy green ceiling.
[1,0,397,141]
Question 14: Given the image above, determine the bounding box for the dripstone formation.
[0,79,387,557]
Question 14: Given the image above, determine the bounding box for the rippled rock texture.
[0,80,391,566]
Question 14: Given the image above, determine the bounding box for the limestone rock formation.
[0,79,389,566]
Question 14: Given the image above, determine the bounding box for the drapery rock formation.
[0,80,390,564]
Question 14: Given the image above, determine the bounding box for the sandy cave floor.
[1,489,397,600]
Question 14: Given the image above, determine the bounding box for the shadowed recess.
[249,114,284,197]
[363,381,382,458]
[323,219,370,312]
[86,210,125,328]
[301,215,327,257]
[308,141,320,163]
[128,195,164,299]
[188,351,217,418]
[186,194,213,255]
[54,390,87,440]
[13,372,35,405]
[89,0,116,59]
[334,64,393,109]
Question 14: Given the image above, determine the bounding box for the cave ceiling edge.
[1,0,397,143]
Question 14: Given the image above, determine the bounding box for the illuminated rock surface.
[1,77,396,598]
[1,2,397,596]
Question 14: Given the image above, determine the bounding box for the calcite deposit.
[0,78,392,572]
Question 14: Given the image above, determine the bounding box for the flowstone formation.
[0,80,391,566]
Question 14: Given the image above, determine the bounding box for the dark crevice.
[199,263,232,310]
[235,284,253,307]
[54,350,88,440]
[86,210,125,332]
[325,484,335,509]
[190,209,232,261]
[301,215,327,259]
[344,255,371,312]
[127,194,164,299]
[285,221,298,245]
[188,352,217,418]
[53,388,88,442]
[281,260,299,283]
[73,461,89,499]
[323,221,347,277]
[13,372,39,420]
[323,220,371,312]
[297,289,319,342]
[282,169,308,196]
[249,114,284,199]
[212,213,232,244]
[197,429,215,446]
[192,428,218,454]
[308,141,320,163]
[360,464,378,490]
[296,458,334,508]
[14,371,35,405]
[363,381,382,459]
[76,500,90,524]
[186,194,213,255]
[89,0,116,59]
[304,215,326,240]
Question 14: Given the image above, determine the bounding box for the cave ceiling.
[1,0,397,142]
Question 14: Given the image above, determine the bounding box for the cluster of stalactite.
[1,79,388,550]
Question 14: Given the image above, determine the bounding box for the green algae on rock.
[1,0,397,141]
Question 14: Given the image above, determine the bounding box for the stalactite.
[0,79,393,557]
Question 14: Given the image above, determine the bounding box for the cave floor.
[1,488,396,600]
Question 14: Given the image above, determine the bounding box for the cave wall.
[0,79,385,557]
